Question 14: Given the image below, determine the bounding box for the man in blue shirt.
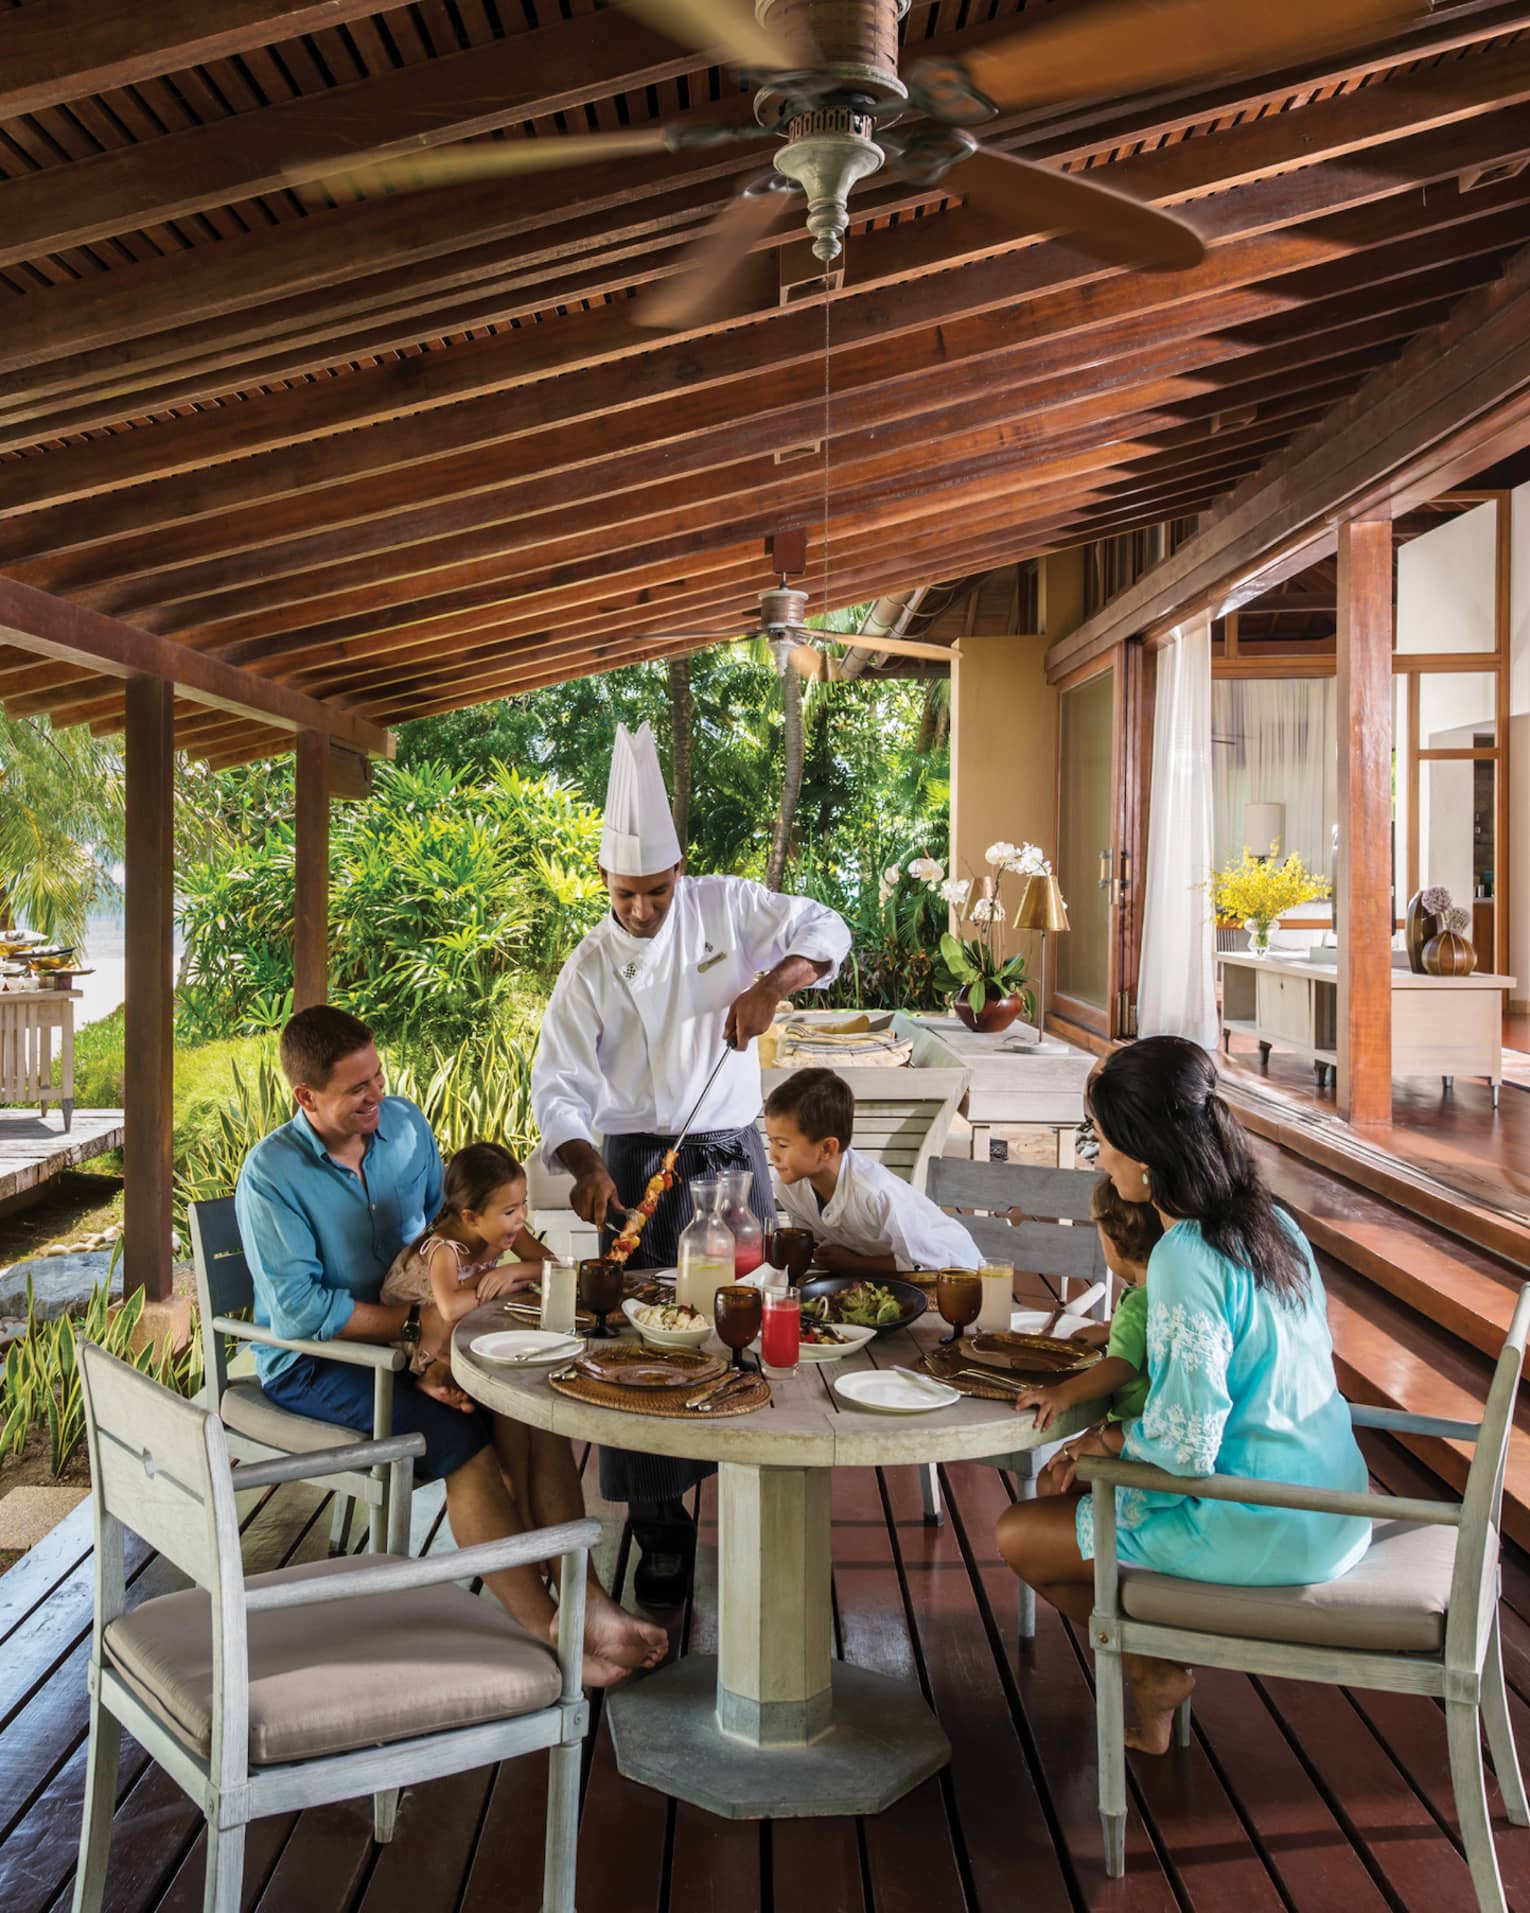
[236,1004,665,1687]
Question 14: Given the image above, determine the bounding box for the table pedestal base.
[605,1656,951,1820]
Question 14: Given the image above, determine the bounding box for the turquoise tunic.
[1078,1216,1371,1586]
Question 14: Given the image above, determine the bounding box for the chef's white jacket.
[532,874,850,1164]
[772,1146,983,1272]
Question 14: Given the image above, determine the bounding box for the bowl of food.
[791,1318,878,1363]
[621,1297,713,1349]
[798,1275,927,1337]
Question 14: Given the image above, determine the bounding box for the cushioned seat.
[106,1554,562,1765]
[220,1378,364,1454]
[1120,1520,1460,1652]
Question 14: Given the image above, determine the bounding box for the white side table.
[0,986,79,1129]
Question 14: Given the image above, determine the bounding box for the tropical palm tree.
[0,716,124,943]
[667,656,693,852]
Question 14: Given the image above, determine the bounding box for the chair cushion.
[105,1554,563,1765]
[1119,1520,1460,1653]
[221,1378,366,1454]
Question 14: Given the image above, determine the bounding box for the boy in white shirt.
[763,1067,982,1273]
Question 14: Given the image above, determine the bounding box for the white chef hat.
[600,720,682,875]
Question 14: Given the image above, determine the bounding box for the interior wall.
[1513,479,1530,1013]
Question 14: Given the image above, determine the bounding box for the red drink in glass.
[761,1288,801,1373]
[733,1241,764,1278]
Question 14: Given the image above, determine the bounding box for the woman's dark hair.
[1087,1036,1308,1302]
[410,1141,525,1252]
[1089,1176,1164,1268]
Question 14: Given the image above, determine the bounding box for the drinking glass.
[767,1226,814,1284]
[761,1287,801,1376]
[935,1268,983,1346]
[976,1260,1015,1334]
[578,1257,624,1339]
[713,1284,764,1372]
[539,1258,579,1337]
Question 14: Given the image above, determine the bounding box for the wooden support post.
[123,677,174,1303]
[293,731,331,1011]
[1335,518,1394,1127]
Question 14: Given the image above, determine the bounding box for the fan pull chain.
[821,283,831,635]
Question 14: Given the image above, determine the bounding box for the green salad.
[813,1282,905,1328]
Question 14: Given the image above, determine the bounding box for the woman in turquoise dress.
[997,1036,1370,1752]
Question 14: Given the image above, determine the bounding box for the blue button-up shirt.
[234,1096,443,1384]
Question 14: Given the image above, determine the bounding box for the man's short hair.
[763,1067,854,1150]
[279,1005,376,1091]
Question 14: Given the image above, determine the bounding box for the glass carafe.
[719,1168,765,1278]
[675,1175,734,1320]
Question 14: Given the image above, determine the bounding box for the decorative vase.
[1422,929,1476,977]
[1405,892,1439,974]
[1246,918,1274,957]
[954,991,1028,1034]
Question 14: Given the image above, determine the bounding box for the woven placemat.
[547,1368,771,1419]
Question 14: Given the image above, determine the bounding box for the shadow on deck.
[3,1439,1529,1913]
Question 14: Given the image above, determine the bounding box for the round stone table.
[453,1302,1088,1821]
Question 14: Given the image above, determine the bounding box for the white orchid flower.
[970,897,1005,925]
[938,877,972,906]
[984,840,1020,867]
[882,863,901,886]
[907,855,943,884]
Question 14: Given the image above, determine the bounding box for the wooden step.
[1252,1131,1527,1360]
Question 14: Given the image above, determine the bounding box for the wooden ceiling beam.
[10,155,1529,569]
[77,273,1475,621]
[8,31,1527,439]
[0,9,700,268]
[1045,241,1530,678]
[0,576,391,755]
[0,1,401,120]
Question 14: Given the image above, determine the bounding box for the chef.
[532,720,851,1604]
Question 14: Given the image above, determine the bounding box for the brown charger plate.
[548,1367,770,1419]
[568,1343,726,1390]
[962,1331,1102,1380]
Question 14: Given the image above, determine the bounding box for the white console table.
[1217,953,1515,1105]
[908,1017,1094,1163]
[0,985,79,1129]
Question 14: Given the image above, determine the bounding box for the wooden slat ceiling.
[3,0,1530,762]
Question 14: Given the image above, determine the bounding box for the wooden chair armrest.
[1346,1401,1481,1442]
[1074,1454,1462,1527]
[242,1517,605,1613]
[211,1316,406,1372]
[233,1434,425,1489]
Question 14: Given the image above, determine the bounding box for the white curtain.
[1138,615,1218,1050]
[1211,678,1337,873]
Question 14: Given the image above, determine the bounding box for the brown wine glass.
[767,1226,815,1284]
[713,1284,764,1372]
[935,1268,984,1347]
[578,1256,624,1340]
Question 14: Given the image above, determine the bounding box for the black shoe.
[631,1510,695,1608]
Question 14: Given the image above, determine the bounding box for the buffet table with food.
[453,1260,1093,1820]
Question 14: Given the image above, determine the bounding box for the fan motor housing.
[759,585,811,633]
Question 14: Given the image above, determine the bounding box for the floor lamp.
[1013,874,1070,1045]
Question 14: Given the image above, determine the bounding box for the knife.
[684,1368,749,1411]
[690,1371,756,1413]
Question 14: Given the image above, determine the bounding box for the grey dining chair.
[924,1156,1110,1642]
[73,1341,597,1913]
[1079,1281,1530,1911]
[191,1194,408,1555]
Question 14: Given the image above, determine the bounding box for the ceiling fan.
[298,0,1417,332]
[639,581,897,681]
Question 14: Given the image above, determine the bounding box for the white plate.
[621,1297,712,1348]
[1010,1308,1097,1341]
[753,1320,877,1364]
[469,1329,585,1366]
[832,1369,961,1414]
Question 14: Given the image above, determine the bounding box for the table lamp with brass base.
[1012,874,1070,1047]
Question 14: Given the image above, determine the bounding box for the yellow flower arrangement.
[1210,844,1330,950]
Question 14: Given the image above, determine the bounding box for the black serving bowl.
[799,1273,928,1337]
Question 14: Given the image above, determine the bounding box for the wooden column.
[123,676,174,1302]
[1335,518,1394,1127]
[293,730,331,1011]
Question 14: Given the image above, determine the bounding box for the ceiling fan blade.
[291,128,673,202]
[958,146,1204,273]
[951,0,1416,115]
[618,0,816,71]
[632,187,792,330]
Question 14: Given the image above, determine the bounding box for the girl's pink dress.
[381,1233,499,1373]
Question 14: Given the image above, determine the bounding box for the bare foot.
[1124,1661,1195,1755]
[580,1651,635,1690]
[586,1589,669,1670]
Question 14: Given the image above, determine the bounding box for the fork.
[957,1366,1031,1396]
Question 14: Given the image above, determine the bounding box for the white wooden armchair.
[74,1341,597,1913]
[191,1195,407,1556]
[1079,1281,1530,1911]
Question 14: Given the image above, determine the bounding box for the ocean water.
[62,909,185,1031]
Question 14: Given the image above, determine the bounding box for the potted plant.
[899,840,1050,1032]
[1209,843,1330,957]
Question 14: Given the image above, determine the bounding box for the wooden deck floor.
[4,1434,1530,1913]
[0,1109,123,1207]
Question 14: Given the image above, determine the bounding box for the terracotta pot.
[1404,892,1439,974]
[1422,929,1476,977]
[954,991,1028,1034]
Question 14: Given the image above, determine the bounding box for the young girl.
[1014,1178,1163,1496]
[381,1141,545,1395]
